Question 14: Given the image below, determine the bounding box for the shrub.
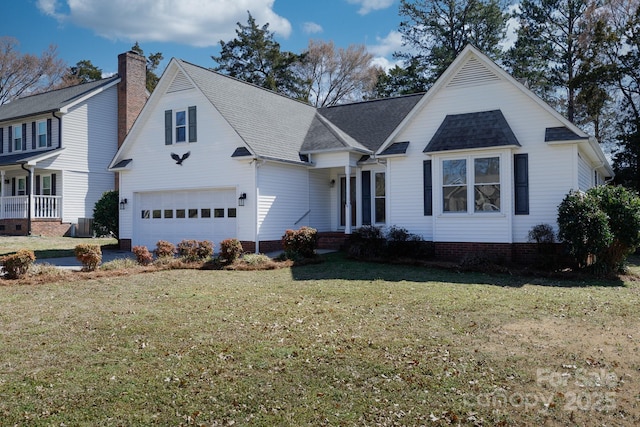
[74,244,102,271]
[93,190,119,237]
[386,226,426,259]
[101,258,139,270]
[527,223,558,268]
[220,238,243,263]
[1,249,36,279]
[154,240,176,259]
[132,245,153,265]
[558,186,640,273]
[177,240,213,262]
[282,226,317,259]
[347,225,386,259]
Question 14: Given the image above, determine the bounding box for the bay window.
[443,156,500,213]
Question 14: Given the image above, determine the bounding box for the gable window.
[13,125,23,151]
[165,106,197,145]
[175,110,186,143]
[37,121,47,147]
[443,156,500,213]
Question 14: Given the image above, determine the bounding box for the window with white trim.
[17,177,26,196]
[175,110,186,143]
[442,156,500,213]
[37,121,47,148]
[375,172,385,223]
[13,125,23,151]
[41,175,52,195]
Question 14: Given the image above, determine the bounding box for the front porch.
[0,195,62,220]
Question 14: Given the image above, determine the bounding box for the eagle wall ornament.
[171,151,190,165]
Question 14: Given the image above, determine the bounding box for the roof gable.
[424,110,520,153]
[0,77,120,122]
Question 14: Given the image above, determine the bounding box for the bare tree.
[0,37,67,105]
[298,40,382,107]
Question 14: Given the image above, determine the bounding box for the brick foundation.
[119,239,132,251]
[0,219,71,236]
[434,241,564,265]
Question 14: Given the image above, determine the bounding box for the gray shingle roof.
[0,77,119,122]
[545,126,588,142]
[316,94,423,152]
[424,110,521,153]
[178,60,317,164]
[380,141,410,156]
[0,148,62,166]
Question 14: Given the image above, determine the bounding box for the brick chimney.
[117,51,147,149]
[115,51,147,189]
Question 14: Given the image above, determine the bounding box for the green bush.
[220,238,243,263]
[132,245,153,265]
[154,240,176,259]
[176,240,213,262]
[74,244,102,271]
[282,226,317,259]
[1,249,36,279]
[558,186,640,273]
[347,226,431,261]
[93,190,119,237]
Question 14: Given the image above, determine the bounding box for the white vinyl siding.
[578,153,592,191]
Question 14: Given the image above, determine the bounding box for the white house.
[110,45,613,262]
[0,51,146,236]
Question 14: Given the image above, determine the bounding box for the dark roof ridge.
[320,92,425,110]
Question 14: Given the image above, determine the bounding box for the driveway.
[36,249,134,270]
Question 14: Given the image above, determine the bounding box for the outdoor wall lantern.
[119,198,128,210]
[238,193,247,206]
[330,179,336,188]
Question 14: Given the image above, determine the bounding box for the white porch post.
[345,164,352,234]
[0,170,4,219]
[29,166,35,219]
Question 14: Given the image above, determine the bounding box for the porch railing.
[0,196,61,219]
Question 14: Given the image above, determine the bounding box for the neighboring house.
[110,45,613,262]
[0,51,146,236]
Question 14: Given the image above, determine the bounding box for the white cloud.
[302,22,323,35]
[346,0,395,15]
[367,30,403,58]
[37,0,292,47]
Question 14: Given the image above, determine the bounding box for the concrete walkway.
[36,249,134,270]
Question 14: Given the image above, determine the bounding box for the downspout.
[52,111,62,148]
[254,159,260,254]
[19,162,32,236]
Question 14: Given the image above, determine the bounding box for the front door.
[339,176,356,227]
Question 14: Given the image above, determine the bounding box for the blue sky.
[5,0,406,77]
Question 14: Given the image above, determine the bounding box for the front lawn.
[0,253,638,425]
[0,235,118,258]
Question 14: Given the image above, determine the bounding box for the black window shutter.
[514,153,529,215]
[31,122,36,149]
[8,126,12,153]
[22,123,27,150]
[188,106,197,142]
[47,118,52,147]
[165,110,172,145]
[35,175,41,195]
[361,171,371,226]
[0,127,3,154]
[51,173,57,196]
[423,160,433,216]
[11,177,15,196]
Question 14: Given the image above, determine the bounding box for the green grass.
[0,235,117,258]
[1,253,639,425]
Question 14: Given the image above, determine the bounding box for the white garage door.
[134,189,237,250]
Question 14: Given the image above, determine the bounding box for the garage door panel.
[134,189,237,250]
